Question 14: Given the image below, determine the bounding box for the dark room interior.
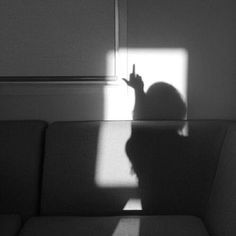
[0,0,235,235]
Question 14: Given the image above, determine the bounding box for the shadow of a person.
[123,65,187,214]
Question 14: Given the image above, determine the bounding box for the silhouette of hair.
[134,82,186,121]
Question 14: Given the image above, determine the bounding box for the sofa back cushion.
[41,121,134,216]
[205,124,236,236]
[127,121,227,216]
[41,121,227,216]
[0,121,46,220]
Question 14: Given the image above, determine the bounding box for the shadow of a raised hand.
[123,64,144,92]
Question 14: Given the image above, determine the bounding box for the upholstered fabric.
[19,215,209,236]
[0,121,47,220]
[41,121,227,216]
[126,121,227,216]
[205,124,236,236]
[41,121,134,215]
[0,215,21,236]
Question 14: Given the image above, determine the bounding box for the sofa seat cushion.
[0,215,21,236]
[19,215,209,236]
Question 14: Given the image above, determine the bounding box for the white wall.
[0,0,115,76]
[127,0,236,120]
[0,0,236,121]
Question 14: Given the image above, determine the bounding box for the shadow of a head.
[136,82,186,121]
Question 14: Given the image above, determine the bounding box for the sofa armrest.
[205,125,236,236]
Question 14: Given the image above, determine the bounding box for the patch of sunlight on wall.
[104,48,188,120]
[95,122,138,187]
[112,217,140,236]
[104,50,134,120]
[103,83,134,120]
[128,48,188,103]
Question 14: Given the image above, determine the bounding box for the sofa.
[0,120,235,236]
